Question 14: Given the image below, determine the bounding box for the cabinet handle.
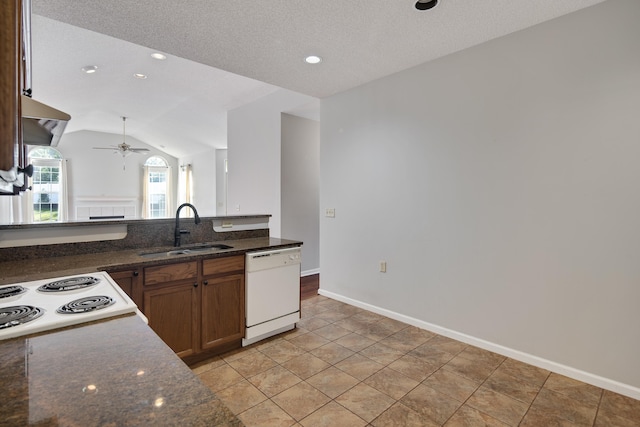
[133,271,139,277]
[203,280,208,286]
[193,282,198,288]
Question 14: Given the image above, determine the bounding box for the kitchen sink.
[139,244,233,259]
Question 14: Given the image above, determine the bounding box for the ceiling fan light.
[151,52,167,60]
[94,116,147,166]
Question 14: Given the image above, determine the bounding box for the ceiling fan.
[93,116,150,169]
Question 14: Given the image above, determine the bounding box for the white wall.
[282,113,320,274]
[320,0,640,396]
[178,149,216,216]
[227,89,316,237]
[57,130,178,219]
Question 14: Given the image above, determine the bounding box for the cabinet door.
[106,269,141,305]
[144,282,199,358]
[201,273,244,350]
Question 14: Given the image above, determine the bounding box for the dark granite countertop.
[0,237,302,285]
[0,315,242,426]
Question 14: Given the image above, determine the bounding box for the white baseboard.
[301,268,320,277]
[319,289,640,401]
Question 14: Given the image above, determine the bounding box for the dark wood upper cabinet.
[0,0,22,173]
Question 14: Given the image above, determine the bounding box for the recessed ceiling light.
[81,65,98,74]
[133,73,148,79]
[150,52,167,60]
[305,55,322,64]
[415,0,438,10]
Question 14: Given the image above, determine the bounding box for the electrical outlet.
[379,261,387,273]
[325,208,335,218]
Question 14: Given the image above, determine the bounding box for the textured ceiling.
[30,0,607,157]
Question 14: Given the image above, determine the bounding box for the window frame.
[28,148,65,223]
[144,156,171,218]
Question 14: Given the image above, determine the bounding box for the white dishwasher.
[243,247,301,346]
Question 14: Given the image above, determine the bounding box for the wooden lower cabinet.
[106,268,141,305]
[201,273,244,350]
[132,255,245,360]
[144,281,199,358]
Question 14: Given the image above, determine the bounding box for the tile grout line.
[591,388,605,427]
[515,369,551,426]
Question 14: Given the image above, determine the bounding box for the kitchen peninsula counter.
[0,314,242,426]
[0,237,302,285]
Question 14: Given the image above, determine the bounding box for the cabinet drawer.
[202,255,244,277]
[145,261,198,286]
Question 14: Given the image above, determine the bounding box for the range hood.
[21,95,71,147]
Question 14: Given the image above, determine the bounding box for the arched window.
[143,156,172,218]
[29,147,67,222]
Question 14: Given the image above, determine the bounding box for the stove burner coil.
[0,285,27,299]
[37,276,101,293]
[56,296,115,314]
[0,305,44,329]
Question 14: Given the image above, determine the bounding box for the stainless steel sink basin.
[139,244,233,259]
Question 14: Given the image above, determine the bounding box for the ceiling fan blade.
[93,146,120,150]
[129,148,150,153]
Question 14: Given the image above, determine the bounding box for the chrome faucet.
[174,203,201,247]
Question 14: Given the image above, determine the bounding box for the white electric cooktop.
[0,271,140,341]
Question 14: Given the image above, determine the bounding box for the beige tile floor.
[193,295,640,427]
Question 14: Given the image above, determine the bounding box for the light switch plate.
[325,208,336,218]
[379,261,387,273]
